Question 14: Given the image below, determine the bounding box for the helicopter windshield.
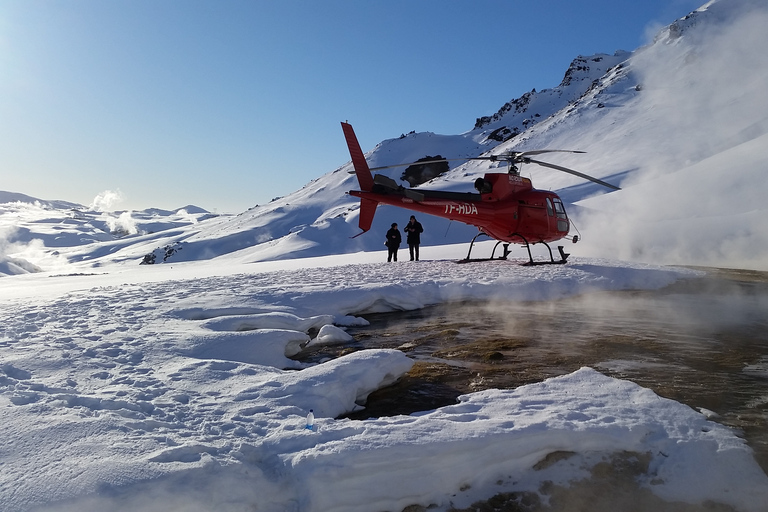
[552,198,567,219]
[552,197,569,232]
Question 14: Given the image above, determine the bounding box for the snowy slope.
[471,51,631,143]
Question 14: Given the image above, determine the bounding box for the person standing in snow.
[385,222,401,262]
[404,215,424,261]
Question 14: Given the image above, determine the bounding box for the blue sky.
[1,0,703,213]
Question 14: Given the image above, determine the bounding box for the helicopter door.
[552,198,569,232]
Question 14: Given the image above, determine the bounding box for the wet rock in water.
[401,505,429,512]
[484,351,504,361]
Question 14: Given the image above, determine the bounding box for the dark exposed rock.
[401,156,450,187]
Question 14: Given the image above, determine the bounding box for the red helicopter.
[341,122,620,264]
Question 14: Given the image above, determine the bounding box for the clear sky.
[1,0,703,213]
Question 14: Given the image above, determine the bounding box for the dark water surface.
[297,267,768,508]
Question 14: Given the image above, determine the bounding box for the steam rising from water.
[103,210,139,236]
[89,190,140,235]
[0,212,66,275]
[89,189,124,212]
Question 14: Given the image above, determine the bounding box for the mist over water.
[325,267,768,510]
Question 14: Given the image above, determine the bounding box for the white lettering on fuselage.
[444,203,478,215]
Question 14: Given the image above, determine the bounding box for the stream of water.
[303,266,768,510]
[299,267,768,478]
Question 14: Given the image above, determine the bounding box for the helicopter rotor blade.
[346,149,619,191]
[517,149,587,157]
[526,158,621,190]
[469,149,585,163]
[357,151,586,172]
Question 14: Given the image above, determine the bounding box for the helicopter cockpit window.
[546,198,554,217]
[552,198,567,219]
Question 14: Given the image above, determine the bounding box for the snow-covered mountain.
[0,194,221,276]
[3,0,767,275]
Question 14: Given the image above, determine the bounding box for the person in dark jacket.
[385,223,402,262]
[404,215,424,261]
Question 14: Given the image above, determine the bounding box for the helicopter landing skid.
[523,242,570,266]
[457,233,507,263]
[457,233,569,265]
[520,240,570,266]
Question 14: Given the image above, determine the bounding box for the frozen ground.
[2,246,768,511]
